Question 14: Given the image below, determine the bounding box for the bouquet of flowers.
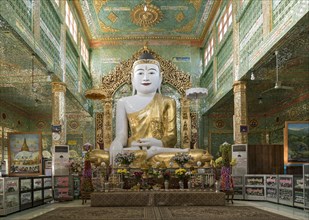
[133,171,143,182]
[117,168,129,175]
[163,169,171,181]
[175,168,188,180]
[117,168,129,181]
[171,152,193,167]
[114,152,136,165]
[67,158,83,174]
[148,168,160,178]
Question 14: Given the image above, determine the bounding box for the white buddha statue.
[109,51,188,165]
[89,50,207,168]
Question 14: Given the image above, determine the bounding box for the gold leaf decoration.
[131,3,163,29]
[107,11,118,23]
[94,0,107,13]
[189,0,202,11]
[174,18,196,32]
[99,20,119,33]
[176,11,185,22]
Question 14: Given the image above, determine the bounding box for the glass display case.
[32,177,43,207]
[304,164,309,210]
[32,190,43,206]
[232,175,244,199]
[43,177,52,188]
[293,175,304,208]
[278,175,293,206]
[43,188,53,203]
[244,175,265,200]
[73,175,81,199]
[43,177,53,203]
[53,175,73,201]
[19,177,33,210]
[0,177,20,216]
[265,175,278,203]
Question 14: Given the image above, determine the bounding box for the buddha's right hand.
[131,138,163,149]
[109,140,123,165]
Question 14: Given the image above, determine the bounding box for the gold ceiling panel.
[99,20,119,33]
[130,3,163,30]
[189,0,202,11]
[94,0,107,13]
[107,12,118,23]
[176,11,185,22]
[174,18,195,33]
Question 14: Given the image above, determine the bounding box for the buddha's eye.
[149,71,155,75]
[137,71,144,75]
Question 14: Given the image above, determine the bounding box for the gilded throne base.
[89,149,211,168]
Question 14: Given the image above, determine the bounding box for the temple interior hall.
[0,0,308,219]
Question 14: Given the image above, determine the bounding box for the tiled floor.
[1,200,308,220]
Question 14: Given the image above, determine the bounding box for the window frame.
[65,1,77,43]
[204,37,214,67]
[80,37,89,67]
[218,1,233,43]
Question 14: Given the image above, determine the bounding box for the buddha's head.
[132,51,162,95]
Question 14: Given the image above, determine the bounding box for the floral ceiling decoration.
[75,0,217,46]
[130,1,163,30]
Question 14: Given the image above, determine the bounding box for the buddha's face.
[132,63,161,94]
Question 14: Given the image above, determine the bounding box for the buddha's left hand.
[131,137,163,149]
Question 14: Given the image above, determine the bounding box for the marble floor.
[1,200,308,220]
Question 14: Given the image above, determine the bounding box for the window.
[204,38,214,67]
[218,1,232,43]
[65,1,77,42]
[81,37,89,66]
[54,0,59,6]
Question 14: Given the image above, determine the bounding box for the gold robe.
[127,94,177,148]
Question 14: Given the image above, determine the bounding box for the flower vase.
[136,182,141,191]
[187,180,192,190]
[120,181,124,189]
[215,180,220,192]
[104,182,109,192]
[164,180,169,191]
[179,180,184,190]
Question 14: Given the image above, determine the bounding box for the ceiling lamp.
[250,72,255,80]
[131,0,163,30]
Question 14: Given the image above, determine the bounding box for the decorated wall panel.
[6,0,33,31]
[91,45,201,88]
[239,0,263,75]
[65,36,79,93]
[272,0,298,28]
[40,0,61,65]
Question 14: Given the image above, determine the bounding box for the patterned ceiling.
[76,0,217,46]
[0,4,308,121]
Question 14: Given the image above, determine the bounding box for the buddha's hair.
[132,50,161,71]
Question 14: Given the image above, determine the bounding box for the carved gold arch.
[87,46,192,149]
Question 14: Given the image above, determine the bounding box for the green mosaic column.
[52,82,67,145]
[233,81,248,144]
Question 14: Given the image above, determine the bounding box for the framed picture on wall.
[284,121,309,164]
[8,132,42,176]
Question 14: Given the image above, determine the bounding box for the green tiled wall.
[272,0,298,28]
[7,0,33,31]
[66,35,79,93]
